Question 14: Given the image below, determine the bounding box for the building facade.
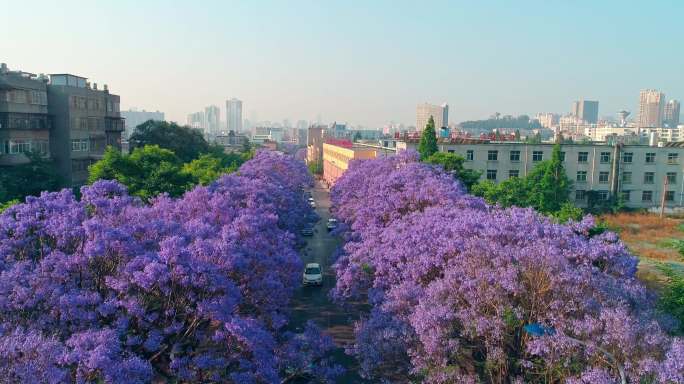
[204,105,220,137]
[306,125,325,165]
[0,64,51,166]
[47,74,123,187]
[416,102,448,131]
[186,111,205,131]
[322,141,377,185]
[572,99,599,124]
[665,100,681,128]
[398,139,684,209]
[120,109,164,138]
[639,89,665,128]
[226,98,242,133]
[536,112,559,129]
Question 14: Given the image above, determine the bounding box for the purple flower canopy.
[0,150,339,383]
[330,150,683,383]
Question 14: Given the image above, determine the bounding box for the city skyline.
[3,0,683,128]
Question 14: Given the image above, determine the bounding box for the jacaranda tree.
[0,150,340,383]
[330,150,683,383]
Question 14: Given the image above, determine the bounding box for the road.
[289,179,368,383]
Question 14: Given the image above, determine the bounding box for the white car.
[326,218,338,231]
[302,263,323,286]
[309,200,316,208]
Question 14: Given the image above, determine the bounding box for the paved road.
[289,180,368,383]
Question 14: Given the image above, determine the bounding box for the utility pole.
[660,175,669,218]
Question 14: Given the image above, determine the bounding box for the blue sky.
[2,0,682,127]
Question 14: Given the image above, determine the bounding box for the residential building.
[322,140,377,185]
[0,63,51,166]
[120,108,164,138]
[47,74,124,187]
[226,98,242,133]
[328,122,347,138]
[638,89,665,128]
[205,105,220,137]
[536,113,559,128]
[306,125,325,165]
[398,138,684,209]
[186,111,205,131]
[571,99,599,124]
[416,102,448,131]
[664,100,681,128]
[215,131,248,152]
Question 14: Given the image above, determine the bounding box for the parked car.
[326,218,338,231]
[309,201,316,208]
[302,263,323,286]
[300,227,314,236]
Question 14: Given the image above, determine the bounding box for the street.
[289,179,368,383]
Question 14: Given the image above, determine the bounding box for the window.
[71,139,89,152]
[487,150,498,161]
[600,152,611,163]
[642,191,653,202]
[447,149,455,153]
[9,140,31,154]
[597,191,610,201]
[532,151,543,162]
[576,171,587,182]
[466,150,474,161]
[622,172,632,184]
[645,152,656,163]
[575,190,586,200]
[509,170,519,178]
[80,140,88,152]
[509,150,520,162]
[665,191,675,202]
[621,190,631,201]
[599,171,610,184]
[486,169,497,180]
[622,152,633,163]
[578,152,588,163]
[667,172,677,184]
[644,172,655,184]
[559,151,566,162]
[668,153,679,164]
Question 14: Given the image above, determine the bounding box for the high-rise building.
[205,105,220,137]
[638,89,665,128]
[535,112,559,128]
[226,98,242,133]
[120,109,164,138]
[664,100,681,128]
[416,102,448,131]
[186,111,205,131]
[571,99,599,124]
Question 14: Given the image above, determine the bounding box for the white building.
[416,102,448,131]
[120,109,164,139]
[536,112,559,129]
[638,89,665,128]
[204,105,220,137]
[226,98,243,133]
[398,139,684,209]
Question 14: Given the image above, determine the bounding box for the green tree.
[472,177,530,208]
[524,144,572,213]
[418,116,438,160]
[89,145,192,199]
[0,152,62,203]
[308,161,322,175]
[658,265,684,335]
[129,120,209,163]
[425,152,482,191]
[182,153,237,186]
[0,199,19,213]
[552,202,585,223]
[353,131,362,142]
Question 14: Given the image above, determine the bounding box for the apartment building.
[0,64,51,165]
[322,141,376,185]
[48,74,123,187]
[398,139,684,209]
[417,102,448,131]
[120,109,164,139]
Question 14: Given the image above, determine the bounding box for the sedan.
[302,263,323,286]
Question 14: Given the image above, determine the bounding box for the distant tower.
[638,89,665,128]
[226,98,243,133]
[664,100,681,128]
[617,110,630,127]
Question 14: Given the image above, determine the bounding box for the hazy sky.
[3,0,682,128]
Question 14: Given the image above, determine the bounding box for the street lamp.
[523,323,626,384]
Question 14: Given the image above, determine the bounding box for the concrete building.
[47,74,123,187]
[205,105,220,137]
[639,89,665,128]
[665,100,681,128]
[398,139,684,209]
[120,108,164,138]
[186,111,205,132]
[306,125,325,165]
[417,102,448,131]
[572,99,599,124]
[0,64,51,166]
[215,131,248,152]
[226,98,242,133]
[322,140,377,185]
[536,113,559,129]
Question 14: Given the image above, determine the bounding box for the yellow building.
[322,142,376,185]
